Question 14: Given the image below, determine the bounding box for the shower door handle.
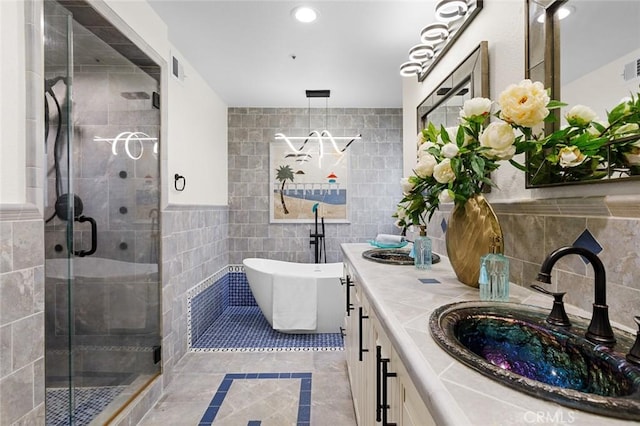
[74,215,97,257]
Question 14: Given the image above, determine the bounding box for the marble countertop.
[341,243,636,426]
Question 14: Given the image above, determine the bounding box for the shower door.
[43,1,162,424]
[43,3,77,424]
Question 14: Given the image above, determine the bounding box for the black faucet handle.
[626,316,640,366]
[530,285,572,327]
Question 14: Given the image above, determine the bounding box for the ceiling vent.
[623,58,640,81]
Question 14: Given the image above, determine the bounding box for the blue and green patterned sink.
[429,301,640,420]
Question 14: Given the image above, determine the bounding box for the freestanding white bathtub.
[242,258,344,334]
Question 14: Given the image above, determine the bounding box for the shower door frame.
[41,0,167,423]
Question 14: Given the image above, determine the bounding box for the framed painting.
[269,140,349,223]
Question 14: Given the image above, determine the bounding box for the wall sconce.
[400,0,483,81]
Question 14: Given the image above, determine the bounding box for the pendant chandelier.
[274,90,361,163]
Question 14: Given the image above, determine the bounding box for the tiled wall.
[0,207,46,425]
[188,268,254,346]
[160,206,229,388]
[227,107,404,264]
[427,197,640,330]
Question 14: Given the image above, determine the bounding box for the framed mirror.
[526,0,640,187]
[417,41,489,132]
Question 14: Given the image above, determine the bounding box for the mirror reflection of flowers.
[393,79,640,230]
[528,89,640,184]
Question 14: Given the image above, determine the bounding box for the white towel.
[272,273,317,331]
[375,234,404,244]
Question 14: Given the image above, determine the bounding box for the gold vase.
[445,194,503,287]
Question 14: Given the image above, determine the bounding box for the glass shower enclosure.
[43,1,161,424]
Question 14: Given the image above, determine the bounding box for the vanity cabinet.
[343,261,436,426]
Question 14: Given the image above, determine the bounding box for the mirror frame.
[417,41,489,132]
[525,0,640,188]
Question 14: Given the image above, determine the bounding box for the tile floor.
[192,306,344,352]
[139,351,357,425]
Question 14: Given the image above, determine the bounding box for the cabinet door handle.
[377,345,397,426]
[358,307,369,361]
[339,326,346,339]
[341,275,355,316]
[376,345,383,422]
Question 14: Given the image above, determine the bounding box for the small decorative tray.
[367,240,408,249]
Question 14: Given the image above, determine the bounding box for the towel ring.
[174,174,186,191]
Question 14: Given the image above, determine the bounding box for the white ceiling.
[146,0,437,108]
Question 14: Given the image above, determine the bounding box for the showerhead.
[120,91,150,100]
[45,76,68,94]
[54,193,84,221]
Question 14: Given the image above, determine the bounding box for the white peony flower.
[460,97,492,119]
[624,146,640,165]
[433,159,456,184]
[400,177,414,194]
[615,123,640,136]
[418,141,436,159]
[479,122,516,160]
[417,131,427,147]
[558,146,587,168]
[565,105,598,127]
[438,189,454,204]
[415,154,437,178]
[498,79,550,127]
[441,143,460,159]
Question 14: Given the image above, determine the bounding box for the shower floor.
[191,306,344,352]
[45,385,126,426]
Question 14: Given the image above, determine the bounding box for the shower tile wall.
[227,108,404,264]
[0,209,46,425]
[43,61,161,377]
[160,206,229,388]
[44,66,160,264]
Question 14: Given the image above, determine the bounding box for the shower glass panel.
[43,1,161,424]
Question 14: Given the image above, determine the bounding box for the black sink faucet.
[537,246,616,346]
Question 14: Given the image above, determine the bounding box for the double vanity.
[340,243,640,425]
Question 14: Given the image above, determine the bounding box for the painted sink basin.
[429,301,640,420]
[362,249,440,265]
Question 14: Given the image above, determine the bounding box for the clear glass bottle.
[479,236,509,301]
[414,226,432,270]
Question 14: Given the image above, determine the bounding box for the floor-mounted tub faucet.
[537,246,616,346]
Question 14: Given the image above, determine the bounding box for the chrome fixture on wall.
[400,0,483,80]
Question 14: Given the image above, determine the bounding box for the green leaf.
[440,125,451,143]
[546,100,567,109]
[509,159,527,172]
[470,155,485,177]
[456,126,465,147]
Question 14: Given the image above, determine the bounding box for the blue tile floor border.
[191,305,343,352]
[198,372,313,426]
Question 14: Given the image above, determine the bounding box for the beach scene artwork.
[270,140,349,223]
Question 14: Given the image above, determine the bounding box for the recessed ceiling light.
[292,6,318,23]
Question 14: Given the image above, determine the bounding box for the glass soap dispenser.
[414,226,432,270]
[478,236,509,301]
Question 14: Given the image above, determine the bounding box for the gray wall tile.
[228,107,404,264]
